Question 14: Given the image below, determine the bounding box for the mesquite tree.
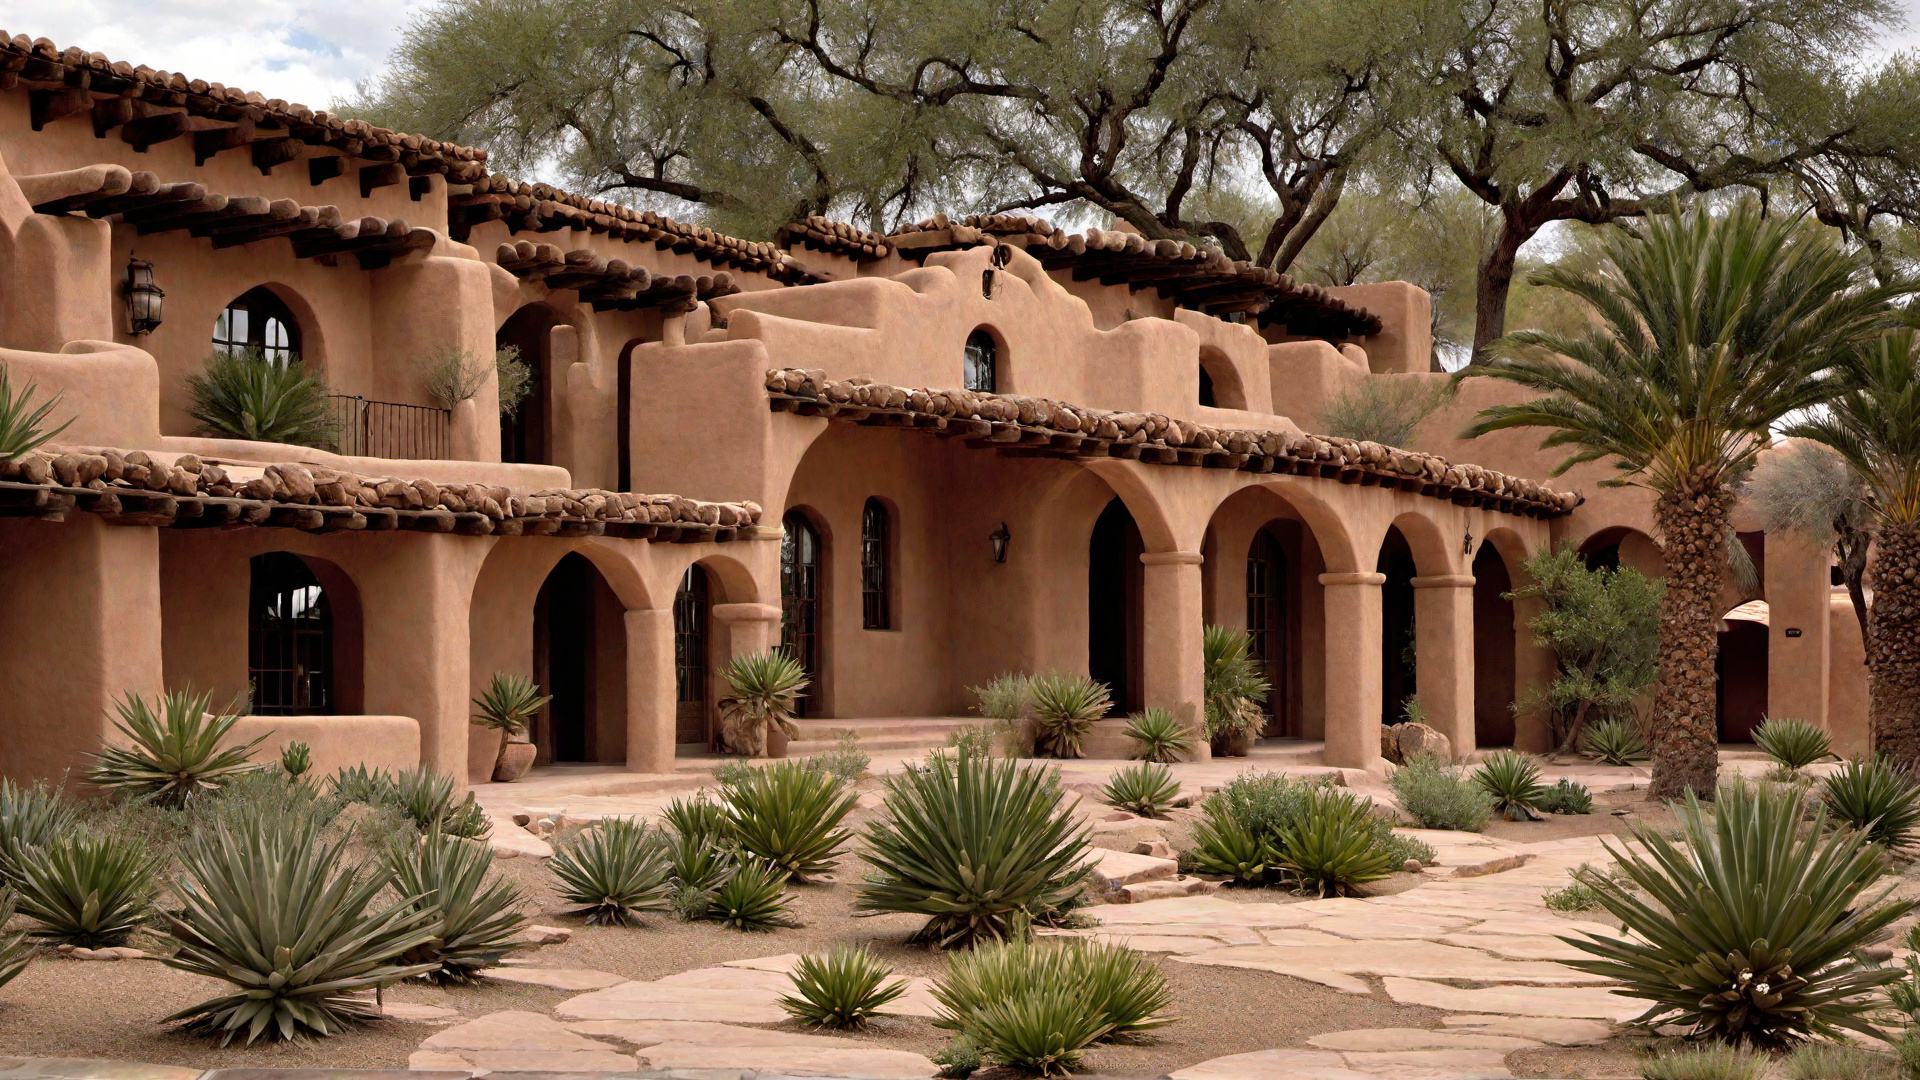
[1505,544,1660,754]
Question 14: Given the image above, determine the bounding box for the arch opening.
[1089,496,1144,714]
[781,509,825,717]
[1378,527,1418,725]
[963,328,999,393]
[497,304,559,465]
[675,563,713,748]
[533,552,628,763]
[248,552,336,714]
[1472,543,1517,747]
[1717,600,1769,744]
[216,286,302,364]
[1198,346,1247,410]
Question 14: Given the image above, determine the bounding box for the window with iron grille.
[861,499,891,630]
[963,330,997,392]
[248,552,333,715]
[781,511,822,716]
[214,286,301,365]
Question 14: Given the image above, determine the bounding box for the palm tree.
[1461,203,1904,799]
[1785,329,1920,766]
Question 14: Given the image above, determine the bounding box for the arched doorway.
[248,552,333,714]
[533,552,628,762]
[1246,528,1293,736]
[1472,544,1517,746]
[496,304,558,465]
[1089,497,1143,713]
[1717,601,1769,743]
[781,511,823,717]
[1378,527,1418,725]
[674,564,712,747]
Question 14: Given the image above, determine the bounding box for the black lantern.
[124,258,163,335]
[1462,527,1474,556]
[990,521,1011,563]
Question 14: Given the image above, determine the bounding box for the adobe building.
[0,35,1866,789]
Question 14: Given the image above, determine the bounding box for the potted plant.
[1204,625,1270,757]
[474,672,550,782]
[718,650,809,758]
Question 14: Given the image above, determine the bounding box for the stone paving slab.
[1176,941,1614,986]
[554,981,789,1023]
[0,1063,204,1080]
[1169,1046,1514,1079]
[1382,978,1642,1021]
[632,1043,937,1079]
[1306,1029,1539,1052]
[567,1020,877,1049]
[1439,1015,1615,1045]
[482,966,630,991]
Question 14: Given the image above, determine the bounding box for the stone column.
[1319,571,1385,770]
[623,608,675,774]
[1140,551,1209,759]
[714,602,783,657]
[358,534,484,789]
[1411,573,1476,760]
[1767,532,1833,739]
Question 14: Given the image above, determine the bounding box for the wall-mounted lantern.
[124,257,164,335]
[1462,527,1475,556]
[990,521,1011,563]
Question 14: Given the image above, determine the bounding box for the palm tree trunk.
[1869,521,1920,766]
[1647,480,1732,800]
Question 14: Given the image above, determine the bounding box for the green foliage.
[185,347,338,448]
[1279,786,1395,897]
[162,814,438,1045]
[1639,1045,1768,1080]
[1781,1041,1898,1080]
[0,361,72,461]
[1562,779,1914,1049]
[944,725,997,759]
[12,831,155,947]
[1375,828,1436,868]
[1753,717,1833,772]
[391,766,490,838]
[1123,708,1194,763]
[1203,625,1270,741]
[969,673,1032,721]
[1473,750,1546,820]
[0,778,76,887]
[550,818,675,925]
[778,945,907,1027]
[1582,717,1650,766]
[1317,377,1450,447]
[1820,757,1920,848]
[969,985,1110,1077]
[662,793,732,847]
[386,830,527,984]
[1027,670,1110,758]
[718,650,809,756]
[666,831,736,920]
[813,730,871,782]
[472,672,551,739]
[1186,772,1403,889]
[277,741,311,779]
[932,1033,984,1078]
[1100,762,1181,817]
[1505,545,1662,752]
[329,764,397,804]
[720,757,857,881]
[0,890,30,989]
[416,344,492,407]
[1543,881,1600,912]
[1185,801,1279,883]
[1389,752,1494,831]
[1785,329,1920,532]
[856,749,1090,947]
[200,766,339,837]
[711,857,797,931]
[1539,778,1594,815]
[87,688,263,808]
[495,345,533,417]
[934,936,1171,1074]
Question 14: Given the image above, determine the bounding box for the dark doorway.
[496,305,557,465]
[1472,545,1516,747]
[781,511,823,717]
[1246,529,1291,736]
[1716,617,1768,743]
[533,553,626,763]
[674,564,711,746]
[1378,528,1418,726]
[1089,497,1142,714]
[248,552,333,714]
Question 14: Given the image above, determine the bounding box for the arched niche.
[1198,345,1248,410]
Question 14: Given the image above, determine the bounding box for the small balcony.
[327,395,452,460]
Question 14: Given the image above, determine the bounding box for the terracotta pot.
[1217,730,1254,757]
[493,741,538,782]
[765,723,790,759]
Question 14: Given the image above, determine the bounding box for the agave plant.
[1580,717,1649,766]
[1099,762,1181,817]
[721,758,857,882]
[1560,779,1913,1048]
[278,741,312,780]
[472,672,551,776]
[550,817,675,926]
[666,829,737,920]
[1538,777,1594,815]
[779,945,908,1028]
[970,986,1111,1077]
[662,793,733,846]
[718,650,808,757]
[386,830,527,983]
[935,935,1171,1063]
[87,688,263,808]
[1183,801,1278,884]
[0,890,30,989]
[329,763,397,804]
[0,362,72,462]
[1123,708,1194,763]
[1821,757,1920,849]
[185,347,339,448]
[163,814,439,1045]
[1027,670,1110,759]
[391,766,490,838]
[857,749,1091,947]
[1754,717,1833,773]
[1277,786,1394,897]
[0,778,75,887]
[1473,750,1546,821]
[711,857,798,932]
[12,831,156,947]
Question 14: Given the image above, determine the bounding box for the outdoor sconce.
[990,521,1011,563]
[982,243,1012,299]
[124,257,164,336]
[1462,527,1474,556]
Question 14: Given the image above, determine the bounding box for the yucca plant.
[1581,717,1650,765]
[1820,757,1920,849]
[472,672,551,777]
[1099,761,1181,817]
[1538,777,1594,815]
[386,830,526,983]
[935,936,1171,1070]
[1027,670,1110,759]
[779,945,908,1028]
[1123,708,1194,763]
[87,688,263,808]
[666,830,737,919]
[721,758,857,882]
[1277,786,1395,897]
[13,831,156,947]
[391,766,490,838]
[718,650,808,757]
[550,817,674,926]
[277,741,311,780]
[0,362,72,462]
[1473,750,1546,821]
[1561,779,1914,1048]
[970,986,1112,1077]
[662,793,733,845]
[711,857,797,931]
[1203,624,1270,751]
[1754,717,1833,773]
[163,814,439,1045]
[185,347,339,448]
[1641,1045,1769,1080]
[857,749,1092,947]
[0,890,30,989]
[329,763,397,804]
[0,778,75,887]
[1184,802,1279,884]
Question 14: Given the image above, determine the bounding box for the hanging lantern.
[990,521,1011,563]
[124,258,164,335]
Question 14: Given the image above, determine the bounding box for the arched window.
[214,287,301,365]
[248,552,333,714]
[861,499,892,630]
[963,330,998,393]
[781,511,823,716]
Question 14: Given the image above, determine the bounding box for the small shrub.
[87,688,263,808]
[721,758,857,882]
[1278,786,1394,897]
[1539,777,1594,815]
[1640,1044,1767,1080]
[329,764,397,805]
[185,347,339,448]
[549,818,674,925]
[1027,670,1110,758]
[1473,750,1546,821]
[0,361,72,461]
[711,857,797,931]
[278,741,312,780]
[945,726,996,759]
[1582,717,1649,765]
[472,672,550,777]
[1753,717,1832,772]
[710,759,756,787]
[1783,1041,1898,1079]
[1543,881,1600,912]
[1123,708,1194,763]
[417,345,492,407]
[778,945,907,1027]
[970,673,1032,720]
[495,345,533,417]
[13,831,156,947]
[1100,762,1181,817]
[1820,757,1920,849]
[935,937,1170,1073]
[0,891,29,989]
[718,650,808,757]
[386,830,526,983]
[971,986,1109,1077]
[1317,376,1449,447]
[1389,753,1494,831]
[932,1033,984,1078]
[391,766,490,838]
[202,766,338,836]
[0,779,75,887]
[1374,827,1436,868]
[813,730,870,782]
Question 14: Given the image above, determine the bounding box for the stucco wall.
[222,715,420,776]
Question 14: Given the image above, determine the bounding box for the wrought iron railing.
[327,395,451,460]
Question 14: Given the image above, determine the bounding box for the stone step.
[1121,877,1223,903]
